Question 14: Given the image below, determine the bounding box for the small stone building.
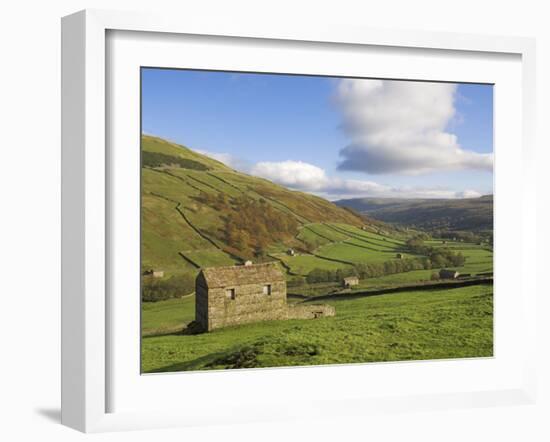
[439,269,460,279]
[342,276,359,288]
[195,262,335,332]
[144,269,164,278]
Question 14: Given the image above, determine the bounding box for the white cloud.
[195,149,250,172]
[251,160,482,200]
[335,79,493,175]
[455,189,483,199]
[251,161,329,191]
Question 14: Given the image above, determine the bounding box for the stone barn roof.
[198,262,285,288]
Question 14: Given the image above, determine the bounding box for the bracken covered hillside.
[141,135,367,276]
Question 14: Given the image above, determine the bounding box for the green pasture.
[141,284,493,373]
[316,241,397,264]
[275,253,353,275]
[142,296,195,337]
[329,223,406,246]
[182,249,237,269]
[141,194,210,273]
[275,220,492,280]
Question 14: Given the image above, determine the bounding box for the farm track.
[302,277,494,302]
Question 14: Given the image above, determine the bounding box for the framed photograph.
[61,9,537,432]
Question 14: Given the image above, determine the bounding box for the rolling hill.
[335,195,493,233]
[141,135,492,301]
[141,135,376,277]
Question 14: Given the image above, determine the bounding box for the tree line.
[405,237,466,267]
[141,274,195,302]
[142,151,210,171]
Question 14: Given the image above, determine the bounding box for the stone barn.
[439,269,460,279]
[144,269,164,278]
[342,276,359,288]
[195,262,335,332]
[195,262,287,332]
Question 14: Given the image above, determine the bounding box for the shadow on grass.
[145,346,243,373]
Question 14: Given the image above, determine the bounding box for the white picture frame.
[61,9,537,433]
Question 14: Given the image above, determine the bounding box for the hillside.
[141,135,493,302]
[141,135,369,278]
[335,195,493,233]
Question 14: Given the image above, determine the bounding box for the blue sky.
[142,68,493,200]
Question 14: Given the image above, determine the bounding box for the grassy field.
[274,253,353,275]
[141,296,195,337]
[141,284,493,373]
[274,223,492,278]
[140,135,494,373]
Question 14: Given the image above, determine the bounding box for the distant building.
[243,260,253,266]
[287,248,295,256]
[396,253,403,259]
[342,276,359,288]
[439,269,460,279]
[195,262,335,332]
[143,269,164,278]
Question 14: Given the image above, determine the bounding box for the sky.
[141,68,493,200]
